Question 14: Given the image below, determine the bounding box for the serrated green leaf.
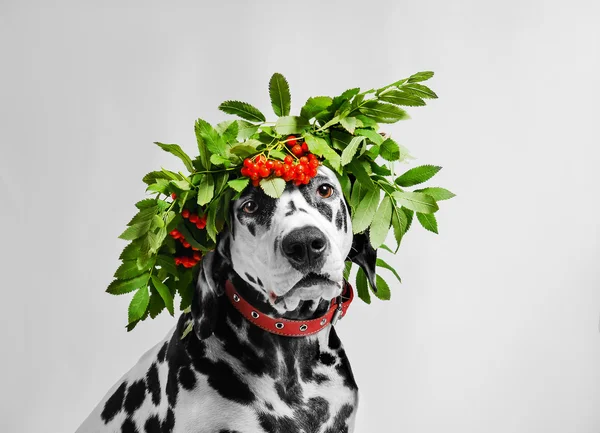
[206,202,218,242]
[341,136,365,166]
[194,120,211,170]
[369,195,393,249]
[343,261,352,281]
[395,165,442,187]
[216,120,239,144]
[391,206,408,251]
[403,207,414,232]
[195,119,227,156]
[177,224,205,250]
[356,267,371,304]
[352,188,380,234]
[376,258,402,283]
[230,142,260,159]
[269,73,291,117]
[407,71,434,83]
[147,286,165,319]
[336,172,352,203]
[197,174,214,206]
[135,198,158,210]
[260,177,286,198]
[393,191,438,214]
[154,142,194,173]
[178,268,194,310]
[142,171,173,185]
[156,254,178,276]
[114,260,147,280]
[359,101,409,123]
[304,133,341,173]
[146,179,170,195]
[273,116,309,135]
[379,90,426,107]
[119,242,140,260]
[339,117,357,134]
[380,138,400,161]
[347,159,375,190]
[151,276,174,316]
[416,212,438,234]
[301,96,332,119]
[119,220,152,241]
[210,154,231,167]
[219,100,266,123]
[401,83,438,99]
[128,286,150,324]
[414,187,456,201]
[106,272,150,295]
[355,128,384,145]
[127,205,158,226]
[236,120,260,140]
[228,177,250,192]
[374,275,391,300]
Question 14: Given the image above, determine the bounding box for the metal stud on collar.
[299,324,308,332]
[233,293,240,302]
[275,322,284,329]
[320,318,327,326]
[251,311,259,319]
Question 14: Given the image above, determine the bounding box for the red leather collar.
[224,279,354,337]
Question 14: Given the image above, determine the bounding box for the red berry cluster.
[240,136,320,187]
[169,210,207,267]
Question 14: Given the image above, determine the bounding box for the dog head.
[192,165,377,339]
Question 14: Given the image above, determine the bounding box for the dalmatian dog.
[76,165,378,433]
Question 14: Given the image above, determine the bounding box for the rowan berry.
[265,160,274,169]
[193,252,201,261]
[189,214,199,223]
[301,142,309,152]
[243,158,253,168]
[287,135,297,147]
[252,179,260,187]
[182,241,190,248]
[284,155,293,165]
[182,209,190,218]
[299,156,309,165]
[171,193,177,200]
[292,144,303,156]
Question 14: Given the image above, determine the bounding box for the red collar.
[224,279,354,337]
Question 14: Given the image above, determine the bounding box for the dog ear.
[347,231,378,293]
[191,232,231,340]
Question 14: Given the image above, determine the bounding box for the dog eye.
[241,200,258,214]
[317,184,334,199]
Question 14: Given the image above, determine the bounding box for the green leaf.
[401,83,438,99]
[178,268,194,310]
[339,117,357,134]
[346,159,375,190]
[273,116,309,135]
[336,172,352,202]
[393,191,439,214]
[391,206,408,251]
[127,205,158,226]
[355,267,371,304]
[380,138,400,161]
[395,165,442,187]
[359,101,409,123]
[352,188,380,234]
[407,71,434,83]
[177,224,206,251]
[374,275,391,300]
[260,177,286,198]
[228,177,250,192]
[414,187,456,201]
[230,142,260,159]
[269,73,291,117]
[194,120,211,170]
[197,174,214,206]
[119,220,152,241]
[341,136,365,166]
[128,286,150,324]
[119,242,140,260]
[156,254,178,276]
[135,198,159,210]
[151,275,174,316]
[153,142,194,173]
[369,195,393,249]
[379,90,425,107]
[355,128,384,145]
[416,212,438,234]
[206,202,219,242]
[376,258,402,283]
[147,286,165,319]
[106,272,150,295]
[301,96,332,119]
[237,120,259,140]
[403,207,414,232]
[219,100,266,123]
[343,261,352,281]
[216,120,239,144]
[195,119,227,156]
[304,133,341,173]
[114,260,147,280]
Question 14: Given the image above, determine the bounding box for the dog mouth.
[273,272,337,306]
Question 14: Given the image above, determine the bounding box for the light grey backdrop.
[1,1,599,432]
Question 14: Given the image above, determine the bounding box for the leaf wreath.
[107,71,455,331]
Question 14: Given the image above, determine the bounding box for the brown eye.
[242,200,258,214]
[317,184,333,198]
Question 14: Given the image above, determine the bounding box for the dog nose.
[281,226,328,270]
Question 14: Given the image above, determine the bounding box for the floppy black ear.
[347,231,378,293]
[191,232,231,340]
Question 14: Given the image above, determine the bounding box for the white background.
[1,1,599,432]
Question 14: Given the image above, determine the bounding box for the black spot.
[336,348,358,390]
[121,418,139,433]
[324,404,354,433]
[316,201,333,222]
[285,200,297,216]
[256,276,263,287]
[144,415,161,433]
[328,327,342,350]
[101,381,127,423]
[244,273,256,284]
[265,401,274,411]
[178,366,197,390]
[342,199,348,232]
[314,373,330,384]
[247,222,256,236]
[335,207,343,230]
[124,379,146,414]
[161,408,175,433]
[258,412,299,433]
[319,352,336,366]
[146,363,161,406]
[157,342,167,363]
[205,361,256,404]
